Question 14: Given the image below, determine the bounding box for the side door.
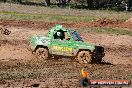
[60,39,74,56]
[50,30,74,56]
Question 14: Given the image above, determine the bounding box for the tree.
[56,0,68,7]
[45,0,50,6]
[126,0,132,11]
[86,0,94,8]
[12,0,22,3]
[74,0,86,5]
[0,0,7,2]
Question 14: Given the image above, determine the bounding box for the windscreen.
[71,31,83,42]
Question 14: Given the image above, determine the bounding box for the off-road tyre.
[77,51,92,64]
[35,47,49,60]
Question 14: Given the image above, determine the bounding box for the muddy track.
[0,19,132,87]
[0,40,28,46]
[0,38,131,64]
[0,57,131,87]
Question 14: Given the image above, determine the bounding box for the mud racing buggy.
[30,25,105,64]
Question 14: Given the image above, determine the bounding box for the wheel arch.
[34,45,49,52]
[76,49,91,56]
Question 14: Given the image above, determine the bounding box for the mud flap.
[92,46,105,63]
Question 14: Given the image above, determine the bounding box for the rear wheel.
[35,47,49,60]
[77,51,92,64]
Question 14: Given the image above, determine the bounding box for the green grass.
[78,27,132,36]
[0,11,96,22]
[0,2,132,20]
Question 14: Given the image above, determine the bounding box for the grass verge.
[78,27,132,36]
[0,11,96,22]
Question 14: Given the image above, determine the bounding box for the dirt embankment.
[0,18,132,30]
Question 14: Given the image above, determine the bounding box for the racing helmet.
[57,31,62,36]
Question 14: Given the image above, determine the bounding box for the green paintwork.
[30,25,95,56]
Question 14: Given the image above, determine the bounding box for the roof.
[50,24,67,31]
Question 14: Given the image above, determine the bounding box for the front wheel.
[35,47,49,60]
[77,51,92,64]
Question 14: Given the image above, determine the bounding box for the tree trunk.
[45,0,50,6]
[56,0,61,7]
[86,0,94,8]
[17,0,22,3]
[62,0,66,6]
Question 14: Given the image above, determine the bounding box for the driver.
[64,32,70,40]
[56,31,63,40]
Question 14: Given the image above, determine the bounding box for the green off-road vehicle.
[30,25,105,64]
